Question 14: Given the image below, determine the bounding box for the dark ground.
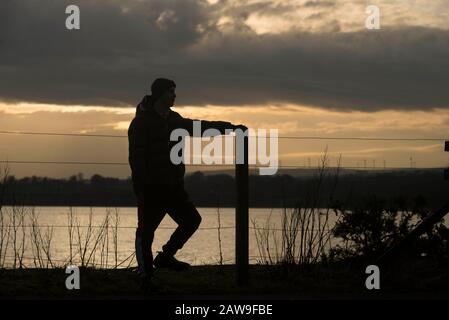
[1,257,449,299]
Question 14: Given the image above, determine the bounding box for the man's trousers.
[135,184,202,277]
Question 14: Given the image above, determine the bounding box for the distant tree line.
[0,170,448,209]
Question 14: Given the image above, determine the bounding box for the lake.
[0,206,340,268]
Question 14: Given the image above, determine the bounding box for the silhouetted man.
[128,78,245,289]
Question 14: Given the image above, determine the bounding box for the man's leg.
[135,190,166,278]
[154,186,201,267]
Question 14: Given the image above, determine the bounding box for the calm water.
[0,206,340,268]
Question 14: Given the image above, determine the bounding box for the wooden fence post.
[235,131,249,285]
[445,141,449,180]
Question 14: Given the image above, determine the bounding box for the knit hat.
[151,78,176,102]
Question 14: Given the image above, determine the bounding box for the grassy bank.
[1,257,449,299]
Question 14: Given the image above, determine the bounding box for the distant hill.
[196,167,444,178]
[1,169,448,209]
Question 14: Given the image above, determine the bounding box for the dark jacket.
[128,95,235,194]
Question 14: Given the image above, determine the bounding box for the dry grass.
[252,151,339,268]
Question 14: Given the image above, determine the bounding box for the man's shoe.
[153,251,190,271]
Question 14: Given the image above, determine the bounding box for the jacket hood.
[136,95,154,116]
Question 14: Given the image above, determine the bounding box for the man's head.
[151,78,176,109]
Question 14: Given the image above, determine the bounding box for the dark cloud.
[221,1,298,18]
[1,0,449,111]
[303,1,336,8]
[306,12,326,20]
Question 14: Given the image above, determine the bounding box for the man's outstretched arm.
[172,111,246,136]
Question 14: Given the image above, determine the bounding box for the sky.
[1,0,449,179]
